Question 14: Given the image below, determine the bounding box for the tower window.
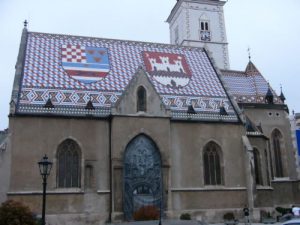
[200,21,209,31]
[137,86,146,112]
[199,21,211,41]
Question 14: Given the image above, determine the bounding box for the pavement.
[106,220,281,225]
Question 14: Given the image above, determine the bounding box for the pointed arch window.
[57,139,81,188]
[137,86,146,112]
[253,148,263,185]
[264,149,270,185]
[203,142,222,185]
[272,129,284,177]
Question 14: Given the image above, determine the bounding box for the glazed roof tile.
[221,63,282,104]
[17,31,238,121]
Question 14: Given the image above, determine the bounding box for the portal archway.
[123,134,162,220]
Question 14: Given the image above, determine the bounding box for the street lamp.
[38,155,53,225]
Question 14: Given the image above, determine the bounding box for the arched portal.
[123,134,162,220]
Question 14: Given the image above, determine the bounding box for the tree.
[0,200,38,225]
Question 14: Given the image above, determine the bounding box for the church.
[4,0,299,224]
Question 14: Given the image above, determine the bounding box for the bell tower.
[167,0,230,69]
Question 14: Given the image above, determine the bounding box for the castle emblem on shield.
[61,44,110,84]
[143,51,192,88]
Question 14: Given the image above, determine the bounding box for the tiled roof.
[17,31,238,121]
[221,62,282,104]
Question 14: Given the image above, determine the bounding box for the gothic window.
[137,86,146,112]
[203,142,222,185]
[57,139,81,188]
[264,149,270,185]
[253,148,263,185]
[272,129,284,177]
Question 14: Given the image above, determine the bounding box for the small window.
[200,21,209,31]
[137,86,146,112]
[199,20,211,41]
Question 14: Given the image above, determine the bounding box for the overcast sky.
[0,0,299,130]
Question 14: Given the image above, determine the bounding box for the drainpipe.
[108,115,112,222]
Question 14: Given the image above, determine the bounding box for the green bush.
[0,200,38,225]
[223,212,235,220]
[180,213,191,220]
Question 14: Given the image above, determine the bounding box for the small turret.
[44,98,54,108]
[85,99,95,110]
[187,104,196,114]
[265,84,274,104]
[219,101,228,115]
[279,85,286,103]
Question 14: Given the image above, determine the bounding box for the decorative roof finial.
[279,83,286,103]
[247,47,251,61]
[24,20,28,28]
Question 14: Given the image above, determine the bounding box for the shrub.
[0,200,38,225]
[180,213,191,220]
[133,205,159,221]
[223,212,235,221]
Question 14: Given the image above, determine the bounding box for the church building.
[4,0,299,224]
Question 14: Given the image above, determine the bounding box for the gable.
[113,68,170,117]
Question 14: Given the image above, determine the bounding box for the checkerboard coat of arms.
[62,45,110,84]
[143,51,192,88]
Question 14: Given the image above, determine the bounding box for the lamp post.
[38,155,53,225]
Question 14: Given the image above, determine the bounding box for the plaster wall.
[170,122,247,211]
[248,136,271,187]
[8,116,110,217]
[110,116,171,215]
[244,108,297,179]
[0,132,10,203]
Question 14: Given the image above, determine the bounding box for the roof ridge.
[28,31,206,52]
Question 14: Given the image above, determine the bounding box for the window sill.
[170,186,246,192]
[7,188,84,195]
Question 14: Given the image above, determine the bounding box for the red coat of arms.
[143,51,192,88]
